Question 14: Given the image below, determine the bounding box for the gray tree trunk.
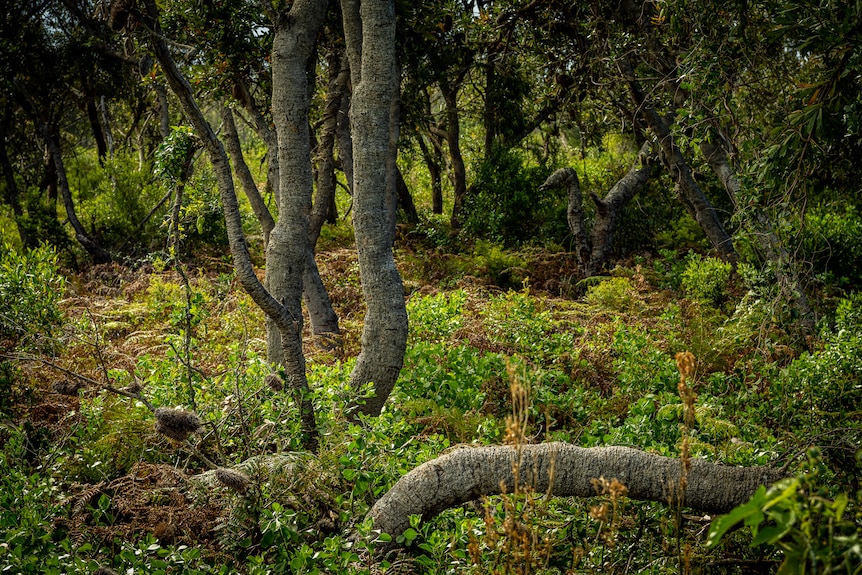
[143,0,319,451]
[367,443,785,541]
[700,138,816,331]
[221,106,275,246]
[342,0,408,418]
[541,142,654,277]
[266,1,329,372]
[620,60,737,264]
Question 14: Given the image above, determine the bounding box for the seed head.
[52,379,83,396]
[215,467,250,494]
[154,407,203,441]
[264,372,284,391]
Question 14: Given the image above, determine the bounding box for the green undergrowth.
[0,246,859,574]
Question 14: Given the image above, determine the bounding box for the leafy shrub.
[584,276,638,312]
[707,451,861,574]
[461,147,556,246]
[773,293,862,436]
[71,153,166,252]
[0,244,66,343]
[803,204,862,287]
[407,289,466,343]
[681,253,732,307]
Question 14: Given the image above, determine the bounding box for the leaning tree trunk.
[41,124,112,264]
[142,0,318,451]
[342,0,409,418]
[366,443,785,541]
[587,141,655,275]
[620,60,737,264]
[700,138,815,332]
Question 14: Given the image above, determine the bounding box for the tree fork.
[366,443,785,541]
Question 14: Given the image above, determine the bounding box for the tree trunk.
[541,142,654,277]
[142,0,319,451]
[367,443,785,541]
[41,124,112,264]
[417,132,443,215]
[620,60,737,264]
[342,0,408,418]
[541,167,591,274]
[587,141,655,275]
[266,1,329,377]
[700,138,815,331]
[86,96,108,162]
[442,83,468,230]
[395,166,419,224]
[0,101,31,247]
[221,106,274,246]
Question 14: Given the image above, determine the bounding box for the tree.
[341,0,409,418]
[140,0,323,450]
[366,443,785,541]
[541,141,656,277]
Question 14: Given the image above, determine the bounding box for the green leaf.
[706,485,768,548]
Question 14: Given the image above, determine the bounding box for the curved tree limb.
[366,443,785,540]
[620,59,737,264]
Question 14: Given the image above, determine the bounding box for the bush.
[0,244,66,344]
[681,253,732,307]
[804,204,862,287]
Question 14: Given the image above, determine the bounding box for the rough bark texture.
[266,1,328,371]
[700,139,815,331]
[367,443,786,540]
[621,60,737,264]
[143,0,318,450]
[343,0,409,417]
[542,167,591,274]
[541,143,653,277]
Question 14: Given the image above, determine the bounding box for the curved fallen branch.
[367,443,785,539]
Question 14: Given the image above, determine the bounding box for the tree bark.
[586,141,655,275]
[367,443,785,541]
[221,106,274,246]
[42,123,112,264]
[442,82,468,230]
[620,60,737,264]
[700,138,815,331]
[342,0,408,418]
[142,0,319,451]
[542,143,654,277]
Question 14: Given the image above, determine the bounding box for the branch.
[366,443,785,541]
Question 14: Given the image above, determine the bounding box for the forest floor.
[3,231,859,574]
